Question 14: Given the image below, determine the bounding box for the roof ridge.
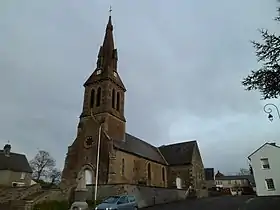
[159,140,197,147]
[0,150,26,156]
[156,147,169,165]
[248,142,280,159]
[125,133,157,149]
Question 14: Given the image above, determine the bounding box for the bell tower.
[80,15,126,141]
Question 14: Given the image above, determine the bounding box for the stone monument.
[70,170,89,209]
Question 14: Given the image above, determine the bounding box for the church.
[61,15,205,192]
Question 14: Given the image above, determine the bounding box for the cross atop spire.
[109,6,112,16]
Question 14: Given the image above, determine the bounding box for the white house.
[248,142,280,196]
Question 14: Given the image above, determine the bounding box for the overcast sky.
[1,0,280,174]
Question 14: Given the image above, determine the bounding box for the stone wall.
[86,184,188,208]
[0,184,41,203]
[190,144,206,190]
[0,170,33,187]
[196,189,208,198]
[108,150,167,187]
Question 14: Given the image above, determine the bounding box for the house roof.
[215,170,224,178]
[204,168,214,180]
[158,141,197,165]
[248,142,280,160]
[215,175,255,186]
[0,150,32,173]
[113,133,197,166]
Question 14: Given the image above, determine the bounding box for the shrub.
[86,199,102,208]
[33,200,69,210]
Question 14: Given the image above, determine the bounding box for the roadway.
[142,195,280,210]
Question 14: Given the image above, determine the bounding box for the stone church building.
[61,15,205,191]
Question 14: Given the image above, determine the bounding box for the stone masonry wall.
[0,184,41,203]
[86,184,188,208]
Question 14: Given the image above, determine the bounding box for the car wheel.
[134,207,138,210]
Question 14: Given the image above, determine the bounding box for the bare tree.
[49,168,62,185]
[249,165,253,175]
[29,150,55,181]
[238,168,250,175]
[242,1,280,99]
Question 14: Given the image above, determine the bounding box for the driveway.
[141,195,280,210]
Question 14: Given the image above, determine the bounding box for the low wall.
[86,184,188,208]
[196,189,208,198]
[0,184,41,203]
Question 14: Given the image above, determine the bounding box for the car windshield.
[102,196,120,204]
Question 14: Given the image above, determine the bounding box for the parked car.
[95,195,138,210]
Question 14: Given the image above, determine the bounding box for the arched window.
[116,92,120,111]
[85,169,93,185]
[121,158,125,176]
[162,167,165,182]
[147,163,151,180]
[90,89,95,108]
[96,87,101,107]
[176,177,182,189]
[112,89,115,108]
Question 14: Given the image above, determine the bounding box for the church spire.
[102,15,114,58]
[96,7,117,72]
[84,8,124,88]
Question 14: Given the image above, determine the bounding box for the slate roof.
[248,142,280,160]
[215,170,224,178]
[158,141,197,165]
[113,134,197,166]
[113,133,166,164]
[204,168,214,180]
[0,150,33,173]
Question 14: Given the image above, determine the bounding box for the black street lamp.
[263,103,280,122]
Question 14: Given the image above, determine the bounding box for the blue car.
[95,195,138,210]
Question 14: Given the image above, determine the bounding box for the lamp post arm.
[263,103,280,119]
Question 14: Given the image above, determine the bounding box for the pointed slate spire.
[84,10,124,89]
[96,11,117,71]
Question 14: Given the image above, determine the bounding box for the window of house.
[20,172,26,180]
[261,158,270,169]
[121,158,125,176]
[265,179,275,190]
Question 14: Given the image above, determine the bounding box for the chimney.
[270,142,276,146]
[4,144,11,157]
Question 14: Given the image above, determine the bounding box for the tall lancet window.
[96,87,101,107]
[116,92,120,111]
[112,89,115,108]
[90,89,95,108]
